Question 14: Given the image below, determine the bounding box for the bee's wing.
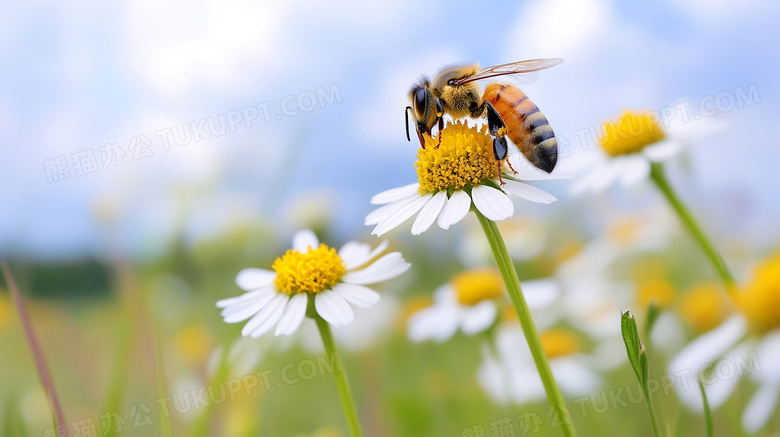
[453,58,563,86]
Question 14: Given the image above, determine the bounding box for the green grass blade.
[156,334,172,437]
[699,378,713,437]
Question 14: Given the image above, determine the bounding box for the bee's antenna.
[405,106,413,142]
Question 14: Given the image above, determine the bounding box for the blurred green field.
[2,204,776,437]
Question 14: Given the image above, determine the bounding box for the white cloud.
[121,0,288,98]
[505,0,611,59]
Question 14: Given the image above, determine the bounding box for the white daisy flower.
[667,251,780,433]
[407,269,560,343]
[571,110,726,195]
[556,210,675,278]
[366,121,560,237]
[477,324,603,405]
[216,229,410,337]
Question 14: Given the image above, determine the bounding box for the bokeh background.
[1,0,779,436]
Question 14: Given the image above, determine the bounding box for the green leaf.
[639,346,649,389]
[621,310,645,385]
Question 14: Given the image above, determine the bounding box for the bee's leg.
[435,98,445,148]
[493,136,508,185]
[506,157,518,175]
[417,130,426,149]
[405,106,413,143]
[484,101,508,138]
[470,100,487,118]
[472,100,508,139]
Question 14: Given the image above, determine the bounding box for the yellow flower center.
[608,217,643,247]
[540,329,580,359]
[599,111,665,157]
[501,305,518,323]
[678,283,733,333]
[174,325,213,363]
[636,279,675,309]
[453,268,503,306]
[272,244,346,295]
[415,121,499,195]
[734,252,780,334]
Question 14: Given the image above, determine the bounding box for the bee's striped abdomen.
[483,83,558,172]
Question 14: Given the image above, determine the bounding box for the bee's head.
[408,77,436,136]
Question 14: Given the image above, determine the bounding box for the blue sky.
[1,0,778,258]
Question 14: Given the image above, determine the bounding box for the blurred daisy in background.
[407,268,504,342]
[407,269,560,343]
[366,121,559,237]
[477,324,605,405]
[668,250,780,433]
[207,336,266,379]
[571,110,726,195]
[557,211,675,278]
[217,229,410,337]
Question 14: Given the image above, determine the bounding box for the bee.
[405,58,563,174]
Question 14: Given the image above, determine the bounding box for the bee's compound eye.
[447,79,457,86]
[414,88,428,113]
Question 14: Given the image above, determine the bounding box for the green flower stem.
[315,315,363,437]
[475,210,576,437]
[645,386,662,437]
[649,162,736,290]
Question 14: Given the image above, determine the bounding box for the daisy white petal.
[332,283,380,308]
[340,240,389,271]
[433,284,457,305]
[370,183,420,205]
[365,196,419,226]
[742,383,780,433]
[216,285,272,308]
[234,268,276,291]
[471,185,514,221]
[242,293,289,337]
[274,293,308,336]
[521,279,560,309]
[407,305,461,343]
[669,318,749,410]
[699,343,753,409]
[221,286,276,323]
[372,194,431,236]
[502,179,557,204]
[668,316,747,378]
[292,229,319,253]
[342,252,411,284]
[338,241,371,269]
[460,301,497,335]
[477,346,509,404]
[589,159,627,193]
[644,140,683,161]
[617,156,651,186]
[315,290,355,326]
[411,191,447,235]
[437,190,471,230]
[749,330,780,383]
[550,357,601,396]
[570,165,608,195]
